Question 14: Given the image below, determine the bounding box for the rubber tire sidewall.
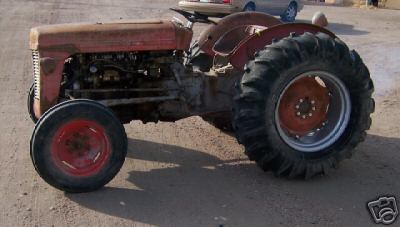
[31,99,127,193]
[27,84,38,124]
[234,33,374,177]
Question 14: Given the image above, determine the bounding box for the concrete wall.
[336,0,400,9]
[325,0,344,4]
[307,0,400,9]
[323,0,356,5]
[343,0,358,5]
[386,0,400,9]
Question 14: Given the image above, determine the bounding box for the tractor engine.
[60,50,240,124]
[60,50,200,123]
[63,51,181,91]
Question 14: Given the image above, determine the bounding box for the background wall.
[385,0,400,9]
[313,0,400,9]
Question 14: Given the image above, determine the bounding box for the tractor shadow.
[67,134,400,226]
[296,19,370,36]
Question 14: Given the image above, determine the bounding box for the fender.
[197,12,282,56]
[229,23,337,70]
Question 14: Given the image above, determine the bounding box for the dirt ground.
[0,0,399,226]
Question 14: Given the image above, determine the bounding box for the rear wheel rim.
[275,71,351,153]
[50,119,111,176]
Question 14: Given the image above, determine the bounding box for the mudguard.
[197,12,282,56]
[228,23,337,70]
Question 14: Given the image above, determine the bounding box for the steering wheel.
[170,8,216,24]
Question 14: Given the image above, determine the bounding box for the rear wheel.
[233,32,374,179]
[30,99,127,192]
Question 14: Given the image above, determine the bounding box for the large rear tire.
[233,32,374,179]
[30,99,127,192]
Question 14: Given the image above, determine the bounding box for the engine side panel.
[30,20,193,117]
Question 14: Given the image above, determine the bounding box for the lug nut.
[302,115,306,119]
[312,107,316,111]
[297,112,301,116]
[295,105,299,109]
[299,99,304,102]
[311,100,315,104]
[309,113,312,117]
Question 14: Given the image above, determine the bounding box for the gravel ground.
[0,1,399,226]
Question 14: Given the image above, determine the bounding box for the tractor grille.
[32,50,40,100]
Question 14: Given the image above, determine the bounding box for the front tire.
[233,32,374,179]
[27,84,38,123]
[30,99,127,192]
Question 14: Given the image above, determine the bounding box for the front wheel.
[233,32,374,179]
[27,84,38,123]
[30,99,127,192]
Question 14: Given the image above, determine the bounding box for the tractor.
[28,9,374,192]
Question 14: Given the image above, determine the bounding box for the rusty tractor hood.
[29,19,193,54]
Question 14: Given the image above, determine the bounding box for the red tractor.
[28,9,374,192]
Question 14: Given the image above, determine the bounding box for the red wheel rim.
[50,119,111,177]
[278,77,330,136]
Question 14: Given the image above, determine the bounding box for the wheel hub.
[295,98,315,118]
[278,77,330,136]
[286,5,297,19]
[275,72,351,153]
[65,132,91,155]
[51,119,111,176]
